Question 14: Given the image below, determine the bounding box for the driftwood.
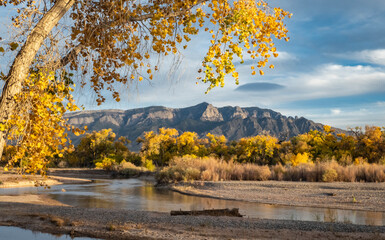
[170,208,243,217]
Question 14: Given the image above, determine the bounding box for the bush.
[282,163,317,181]
[322,168,338,182]
[95,157,116,170]
[142,158,155,172]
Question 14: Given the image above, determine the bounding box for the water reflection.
[0,226,95,240]
[1,179,384,226]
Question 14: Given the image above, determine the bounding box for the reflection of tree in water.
[324,209,337,223]
[365,211,384,226]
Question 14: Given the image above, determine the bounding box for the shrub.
[282,163,316,181]
[271,164,285,181]
[95,157,116,170]
[183,168,201,181]
[354,157,367,165]
[322,168,338,182]
[338,154,353,166]
[355,164,385,182]
[142,158,155,172]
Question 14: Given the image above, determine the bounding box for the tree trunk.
[0,0,75,159]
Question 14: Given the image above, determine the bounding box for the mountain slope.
[66,102,341,151]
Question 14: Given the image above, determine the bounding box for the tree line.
[3,125,383,170]
[137,125,385,167]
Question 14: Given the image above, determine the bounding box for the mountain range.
[66,102,342,151]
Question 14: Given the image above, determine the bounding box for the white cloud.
[272,51,298,62]
[278,106,385,130]
[273,64,385,102]
[377,101,385,107]
[97,63,385,110]
[334,49,385,66]
[331,109,341,115]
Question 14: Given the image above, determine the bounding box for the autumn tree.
[2,71,84,174]
[0,0,291,173]
[66,128,132,167]
[138,128,179,166]
[235,135,279,164]
[176,131,206,156]
[354,126,385,163]
[206,133,229,159]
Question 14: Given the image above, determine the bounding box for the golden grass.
[280,162,385,182]
[156,156,270,183]
[156,156,385,183]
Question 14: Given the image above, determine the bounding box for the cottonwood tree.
[0,0,291,174]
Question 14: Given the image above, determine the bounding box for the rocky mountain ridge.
[66,102,342,151]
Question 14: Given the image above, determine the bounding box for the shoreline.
[1,170,385,239]
[169,181,385,212]
[1,202,384,240]
[0,172,93,189]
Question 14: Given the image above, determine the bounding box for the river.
[1,178,384,226]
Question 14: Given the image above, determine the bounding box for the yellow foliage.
[3,71,85,175]
[95,157,116,170]
[354,157,367,165]
[140,128,180,166]
[323,125,332,133]
[290,152,311,166]
[237,135,278,163]
[65,0,290,102]
[142,158,155,172]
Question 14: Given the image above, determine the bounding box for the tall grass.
[156,156,270,183]
[156,156,385,183]
[280,161,385,182]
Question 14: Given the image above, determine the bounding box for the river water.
[1,179,385,226]
[0,226,95,240]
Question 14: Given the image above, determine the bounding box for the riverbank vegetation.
[1,125,384,182]
[156,155,385,183]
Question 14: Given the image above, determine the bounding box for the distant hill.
[66,102,344,151]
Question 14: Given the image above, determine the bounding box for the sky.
[2,0,385,130]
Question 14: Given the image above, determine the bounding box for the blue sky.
[2,0,385,130]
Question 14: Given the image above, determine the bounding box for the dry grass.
[156,156,270,183]
[35,214,69,227]
[156,156,385,183]
[279,162,385,182]
[114,161,150,177]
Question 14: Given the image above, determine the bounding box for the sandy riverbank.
[1,171,385,239]
[170,181,385,212]
[0,171,92,188]
[0,201,384,240]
